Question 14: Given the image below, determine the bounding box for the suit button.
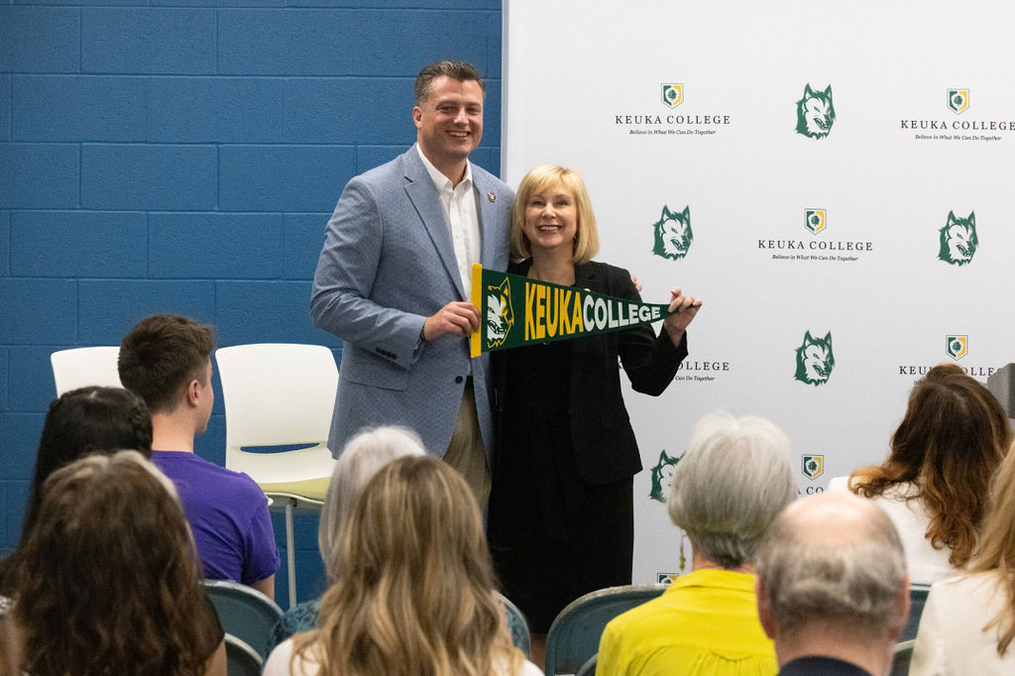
[455,376,464,384]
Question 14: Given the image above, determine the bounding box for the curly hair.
[293,456,522,676]
[13,451,221,675]
[849,365,1012,566]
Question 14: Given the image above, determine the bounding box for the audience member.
[755,492,910,676]
[263,455,542,676]
[119,314,280,597]
[0,385,153,595]
[10,451,226,675]
[597,412,795,675]
[268,426,426,646]
[829,364,1011,583]
[910,438,1015,673]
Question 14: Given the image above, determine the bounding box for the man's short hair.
[118,314,215,414]
[756,494,907,637]
[414,60,485,105]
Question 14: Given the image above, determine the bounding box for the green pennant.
[470,264,676,358]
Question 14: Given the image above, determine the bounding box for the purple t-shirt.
[152,450,280,586]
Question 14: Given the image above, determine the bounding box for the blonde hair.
[293,456,522,676]
[510,164,600,264]
[971,438,1015,655]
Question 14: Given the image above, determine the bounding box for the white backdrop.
[503,0,1015,584]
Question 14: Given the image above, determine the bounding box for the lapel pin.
[488,191,496,202]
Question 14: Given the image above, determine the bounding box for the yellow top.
[597,569,777,676]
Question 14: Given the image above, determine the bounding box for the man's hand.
[423,302,481,341]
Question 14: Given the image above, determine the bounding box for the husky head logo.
[661,83,683,108]
[805,209,827,235]
[938,211,977,266]
[657,573,678,585]
[485,277,514,349]
[652,206,693,260]
[946,335,968,361]
[649,449,681,503]
[802,455,824,480]
[795,84,836,139]
[947,88,970,114]
[794,331,835,386]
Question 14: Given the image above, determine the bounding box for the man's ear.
[756,576,777,639]
[186,379,201,407]
[412,106,423,129]
[889,574,912,642]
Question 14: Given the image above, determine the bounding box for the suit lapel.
[402,149,466,300]
[473,171,501,269]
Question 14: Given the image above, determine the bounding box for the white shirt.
[262,637,545,676]
[416,143,482,299]
[827,477,959,584]
[910,571,1015,675]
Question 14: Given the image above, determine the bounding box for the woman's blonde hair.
[293,456,521,676]
[14,451,220,675]
[971,438,1015,655]
[510,164,600,264]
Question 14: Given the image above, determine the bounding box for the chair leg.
[285,498,296,609]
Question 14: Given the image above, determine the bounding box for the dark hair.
[14,452,221,675]
[851,366,1012,566]
[414,60,484,105]
[118,314,215,414]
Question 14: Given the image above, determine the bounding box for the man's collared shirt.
[416,143,481,298]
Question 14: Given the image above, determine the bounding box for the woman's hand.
[663,288,702,346]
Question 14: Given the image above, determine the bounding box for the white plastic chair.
[215,344,339,609]
[50,346,123,396]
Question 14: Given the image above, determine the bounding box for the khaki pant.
[442,378,491,511]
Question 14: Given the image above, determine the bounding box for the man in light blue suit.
[311,60,513,507]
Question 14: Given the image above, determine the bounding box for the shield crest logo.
[946,335,968,361]
[802,455,824,480]
[661,84,683,108]
[805,209,827,235]
[947,89,969,114]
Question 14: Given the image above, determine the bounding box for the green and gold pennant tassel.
[470,264,676,358]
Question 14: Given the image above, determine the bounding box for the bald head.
[756,492,908,638]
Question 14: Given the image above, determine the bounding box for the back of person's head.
[13,451,220,675]
[667,411,796,569]
[3,386,154,592]
[118,313,215,414]
[972,437,1015,655]
[298,455,520,676]
[756,493,908,642]
[851,367,1011,566]
[317,426,427,582]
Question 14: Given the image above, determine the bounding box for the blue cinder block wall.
[0,0,503,605]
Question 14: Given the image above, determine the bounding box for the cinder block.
[218,9,488,76]
[0,485,7,548]
[0,143,79,209]
[215,280,340,347]
[3,481,31,549]
[283,78,414,145]
[195,414,225,466]
[356,145,405,174]
[11,211,147,277]
[0,76,10,141]
[291,0,497,7]
[82,144,217,210]
[7,347,59,412]
[0,7,79,73]
[487,12,502,81]
[0,348,8,411]
[0,279,78,345]
[81,8,216,74]
[13,76,145,142]
[0,212,9,276]
[78,280,216,344]
[219,145,355,212]
[480,79,501,148]
[0,414,45,481]
[147,77,284,143]
[469,146,496,175]
[283,214,328,280]
[149,213,284,279]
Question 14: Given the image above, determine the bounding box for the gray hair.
[414,60,485,105]
[318,426,427,581]
[667,411,796,569]
[756,493,907,636]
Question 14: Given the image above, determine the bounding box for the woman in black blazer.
[486,165,701,649]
